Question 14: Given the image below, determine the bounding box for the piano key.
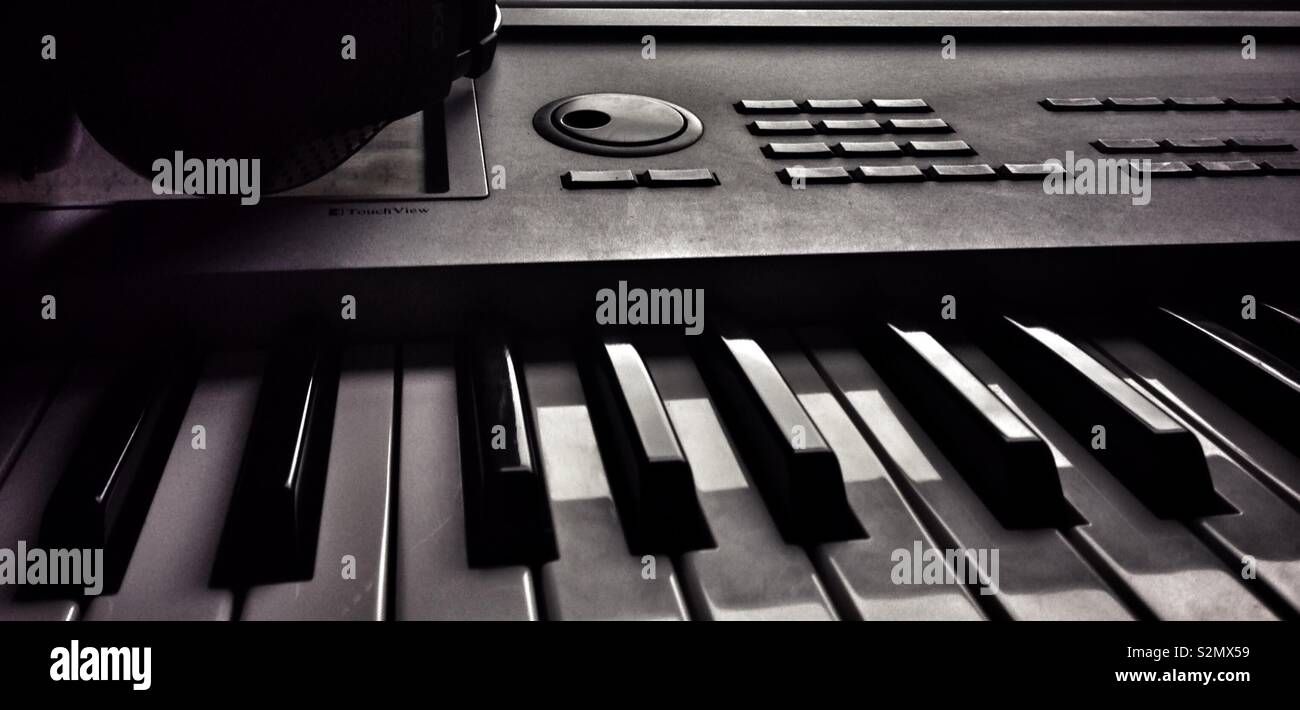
[952,343,1274,620]
[1094,336,1300,513]
[524,345,688,620]
[213,346,338,585]
[395,344,536,620]
[582,337,711,553]
[696,328,862,543]
[460,335,556,566]
[1147,308,1300,456]
[39,357,197,594]
[865,322,1067,528]
[0,364,116,621]
[241,346,395,620]
[779,332,984,620]
[85,353,259,620]
[641,345,838,620]
[805,336,1132,620]
[1243,303,1300,366]
[982,317,1219,518]
[0,359,62,488]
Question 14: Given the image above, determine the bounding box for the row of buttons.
[561,169,719,190]
[748,118,951,136]
[777,157,1300,184]
[1042,96,1298,111]
[762,140,976,158]
[735,98,932,114]
[1093,137,1296,154]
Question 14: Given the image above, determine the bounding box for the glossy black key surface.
[869,98,931,112]
[748,119,817,136]
[884,118,952,133]
[639,169,718,188]
[926,164,997,181]
[1148,308,1300,457]
[582,337,711,553]
[1253,304,1300,365]
[696,330,861,543]
[762,142,834,159]
[866,323,1068,528]
[1105,96,1165,110]
[213,347,337,585]
[904,139,975,156]
[852,165,926,183]
[1227,136,1296,152]
[777,166,852,185]
[561,170,637,189]
[40,360,197,594]
[981,317,1219,518]
[816,119,882,135]
[1160,137,1228,152]
[801,99,865,113]
[460,336,557,567]
[835,141,902,157]
[1195,160,1263,176]
[734,99,800,114]
[1093,138,1162,153]
[1166,96,1227,110]
[1040,97,1104,111]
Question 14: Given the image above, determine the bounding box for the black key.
[865,323,1068,528]
[777,166,852,185]
[695,329,862,543]
[749,120,817,136]
[1227,136,1296,152]
[999,162,1065,179]
[1147,308,1300,457]
[1105,97,1164,110]
[1160,137,1228,152]
[735,99,800,114]
[1195,160,1263,176]
[904,139,975,156]
[1246,303,1300,367]
[816,119,882,135]
[1148,161,1196,177]
[458,336,557,567]
[981,317,1219,518]
[869,98,931,112]
[801,99,865,113]
[925,163,997,181]
[834,141,902,157]
[213,347,338,585]
[1227,96,1289,110]
[1040,97,1103,111]
[1263,157,1300,174]
[639,169,719,188]
[1093,138,1162,153]
[852,165,925,183]
[885,118,952,133]
[1166,96,1227,110]
[40,359,197,595]
[561,170,637,190]
[762,142,834,159]
[581,337,712,553]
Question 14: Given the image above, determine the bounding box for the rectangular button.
[852,165,926,183]
[801,99,865,113]
[777,166,852,185]
[1227,136,1296,151]
[926,163,997,181]
[1166,96,1227,109]
[1227,96,1289,110]
[734,99,799,114]
[904,139,975,156]
[561,170,637,190]
[1195,160,1264,175]
[748,120,816,136]
[1093,138,1162,153]
[1263,157,1300,174]
[999,162,1066,179]
[885,118,952,133]
[869,98,931,112]
[1161,137,1228,152]
[816,119,882,135]
[762,142,834,159]
[1040,97,1103,111]
[834,141,902,157]
[1148,160,1195,177]
[640,169,718,188]
[1105,96,1164,110]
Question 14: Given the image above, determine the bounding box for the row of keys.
[560,169,720,190]
[778,159,1300,184]
[1042,96,1298,111]
[736,98,932,114]
[762,140,976,159]
[748,118,951,136]
[1093,137,1297,154]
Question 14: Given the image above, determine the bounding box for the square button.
[1166,96,1227,110]
[777,166,853,185]
[1160,138,1228,152]
[1227,96,1289,110]
[905,140,975,156]
[1195,160,1264,176]
[926,164,998,181]
[1093,138,1162,153]
[1227,137,1296,152]
[885,118,952,133]
[816,119,883,134]
[852,165,927,183]
[801,99,866,113]
[869,98,932,113]
[1040,98,1104,111]
[640,169,720,188]
[1262,158,1300,174]
[561,170,639,189]
[1146,161,1196,177]
[1104,97,1165,110]
[748,120,817,136]
[834,141,903,157]
[999,162,1066,179]
[735,100,800,114]
[762,142,835,159]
